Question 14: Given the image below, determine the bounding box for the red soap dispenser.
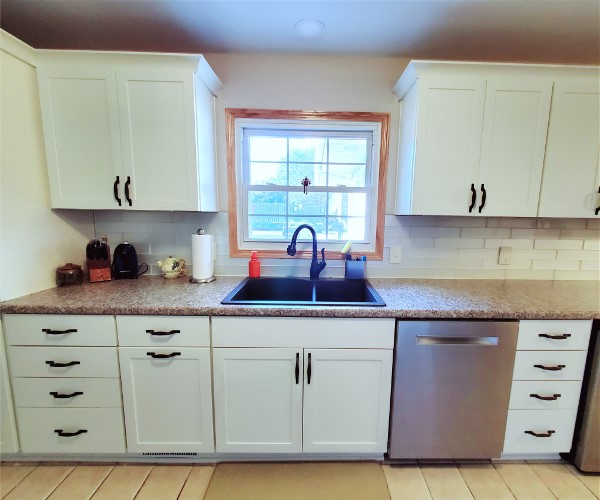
[249,251,260,278]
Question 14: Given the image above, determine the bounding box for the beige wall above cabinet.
[394,61,599,218]
[36,51,223,211]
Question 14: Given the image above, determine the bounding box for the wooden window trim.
[226,108,390,261]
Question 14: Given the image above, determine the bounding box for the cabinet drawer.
[116,316,210,347]
[3,314,116,346]
[503,409,577,454]
[212,317,395,348]
[16,407,125,453]
[517,320,591,350]
[12,378,122,408]
[508,380,583,410]
[512,351,587,381]
[8,346,119,378]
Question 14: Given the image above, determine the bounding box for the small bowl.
[162,271,181,279]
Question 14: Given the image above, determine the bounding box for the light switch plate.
[390,246,402,264]
[498,246,512,265]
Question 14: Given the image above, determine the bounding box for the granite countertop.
[1,276,598,319]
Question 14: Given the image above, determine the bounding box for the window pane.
[346,217,367,240]
[248,136,287,162]
[249,162,287,185]
[248,216,285,240]
[328,164,366,187]
[288,192,327,216]
[248,191,287,215]
[327,217,349,240]
[289,137,327,163]
[283,217,327,240]
[328,138,367,164]
[289,163,327,187]
[347,193,367,217]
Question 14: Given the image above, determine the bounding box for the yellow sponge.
[341,241,352,254]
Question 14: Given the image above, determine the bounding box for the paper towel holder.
[190,228,216,284]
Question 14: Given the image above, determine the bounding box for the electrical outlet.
[498,246,512,265]
[390,246,402,264]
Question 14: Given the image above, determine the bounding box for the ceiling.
[2,0,599,64]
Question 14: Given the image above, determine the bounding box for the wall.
[0,32,95,301]
[93,51,599,281]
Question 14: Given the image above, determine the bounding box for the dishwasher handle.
[416,335,499,346]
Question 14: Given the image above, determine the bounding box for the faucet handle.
[320,248,326,263]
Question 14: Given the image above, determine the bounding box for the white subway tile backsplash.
[556,250,600,261]
[534,239,584,250]
[554,270,600,280]
[94,211,600,281]
[409,227,461,238]
[511,229,561,239]
[485,239,533,249]
[435,238,484,249]
[532,260,580,270]
[460,228,511,239]
[505,269,555,280]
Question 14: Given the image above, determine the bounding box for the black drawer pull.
[478,184,486,213]
[530,393,561,401]
[145,329,181,336]
[113,176,122,206]
[539,333,571,340]
[147,352,181,359]
[468,183,477,213]
[307,353,312,385]
[595,186,600,215]
[525,430,555,438]
[46,361,80,368]
[54,429,88,437]
[295,353,299,384]
[42,328,77,335]
[534,364,565,371]
[50,391,84,399]
[124,176,132,206]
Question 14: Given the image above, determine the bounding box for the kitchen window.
[226,109,390,259]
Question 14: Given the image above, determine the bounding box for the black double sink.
[221,277,385,307]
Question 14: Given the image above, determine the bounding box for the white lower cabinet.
[116,315,214,454]
[211,317,395,454]
[503,319,592,455]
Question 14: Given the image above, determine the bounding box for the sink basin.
[221,277,386,306]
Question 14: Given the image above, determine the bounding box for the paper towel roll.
[191,232,214,281]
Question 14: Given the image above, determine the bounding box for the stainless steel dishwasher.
[389,321,518,459]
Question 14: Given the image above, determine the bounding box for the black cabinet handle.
[46,361,80,368]
[525,430,555,438]
[147,352,181,359]
[295,353,299,384]
[50,391,83,399]
[307,353,312,385]
[539,333,571,340]
[54,429,87,437]
[530,393,561,401]
[478,184,486,213]
[42,328,77,335]
[595,186,599,215]
[124,176,132,206]
[113,176,122,206]
[145,329,181,336]
[468,183,477,213]
[534,364,565,371]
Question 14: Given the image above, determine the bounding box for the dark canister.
[56,263,84,286]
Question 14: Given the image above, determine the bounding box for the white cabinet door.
[0,330,19,453]
[213,348,303,453]
[37,65,123,209]
[412,77,486,215]
[302,349,393,453]
[119,347,214,453]
[538,80,600,217]
[116,70,200,211]
[477,80,552,216]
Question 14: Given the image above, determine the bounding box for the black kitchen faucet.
[286,224,326,279]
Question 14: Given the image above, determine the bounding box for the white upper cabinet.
[538,79,600,218]
[394,61,598,217]
[36,52,222,211]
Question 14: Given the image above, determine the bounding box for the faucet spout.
[286,224,327,279]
